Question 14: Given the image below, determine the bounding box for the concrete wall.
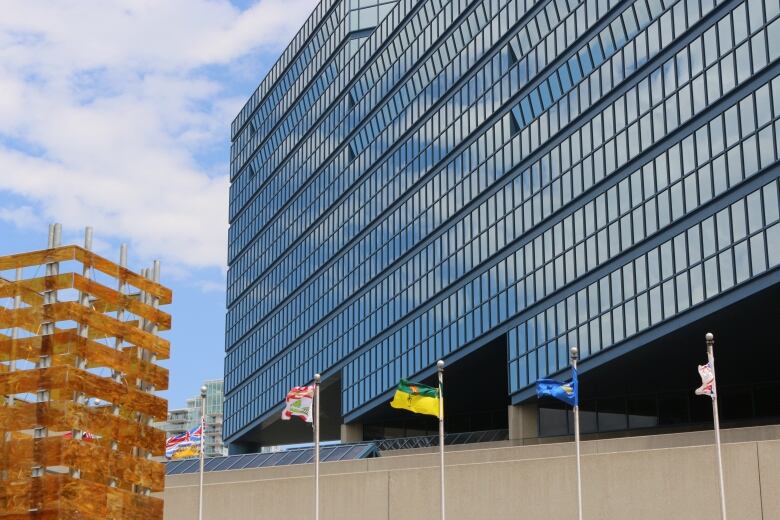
[163,426,780,519]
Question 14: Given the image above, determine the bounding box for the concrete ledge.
[164,425,780,519]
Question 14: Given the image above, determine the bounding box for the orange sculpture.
[0,228,170,519]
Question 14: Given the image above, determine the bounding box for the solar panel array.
[165,443,377,475]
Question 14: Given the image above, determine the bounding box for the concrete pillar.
[340,423,363,443]
[508,403,538,444]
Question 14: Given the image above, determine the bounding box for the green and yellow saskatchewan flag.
[390,379,440,417]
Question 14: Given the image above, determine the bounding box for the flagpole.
[198,385,206,520]
[436,360,446,520]
[706,333,727,520]
[314,373,321,520]
[570,347,583,520]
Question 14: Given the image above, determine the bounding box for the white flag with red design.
[695,362,715,398]
[281,385,315,422]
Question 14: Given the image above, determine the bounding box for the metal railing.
[374,429,508,451]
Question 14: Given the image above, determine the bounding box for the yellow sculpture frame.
[0,244,170,519]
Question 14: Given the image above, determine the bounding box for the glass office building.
[225,0,780,449]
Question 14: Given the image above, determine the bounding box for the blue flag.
[536,367,578,406]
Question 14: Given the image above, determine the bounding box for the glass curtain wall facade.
[225,0,780,444]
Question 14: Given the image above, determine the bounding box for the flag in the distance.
[63,431,97,441]
[165,424,203,460]
[536,367,579,406]
[390,379,440,417]
[190,423,203,444]
[170,444,200,460]
[695,362,716,398]
[281,385,315,422]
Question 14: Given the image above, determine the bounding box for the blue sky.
[0,0,319,408]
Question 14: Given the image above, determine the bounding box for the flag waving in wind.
[695,362,716,398]
[389,365,447,520]
[166,423,203,460]
[536,367,579,406]
[390,379,441,417]
[281,385,315,422]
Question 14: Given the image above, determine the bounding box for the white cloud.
[196,280,228,294]
[0,0,319,273]
[0,204,42,229]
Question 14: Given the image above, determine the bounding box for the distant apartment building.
[159,408,191,438]
[187,380,228,458]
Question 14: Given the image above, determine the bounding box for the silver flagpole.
[706,333,727,520]
[437,360,446,520]
[198,385,207,520]
[314,373,321,520]
[570,347,583,520]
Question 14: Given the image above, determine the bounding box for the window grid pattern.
[225,0,595,346]
[229,0,406,214]
[231,2,346,167]
[226,0,653,370]
[231,0,341,140]
[226,0,666,395]
[225,0,727,365]
[231,15,363,189]
[508,178,780,391]
[225,0,753,402]
[224,0,780,439]
[228,0,436,224]
[344,72,780,413]
[228,0,515,264]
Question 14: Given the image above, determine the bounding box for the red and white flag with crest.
[695,362,716,398]
[281,385,315,422]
